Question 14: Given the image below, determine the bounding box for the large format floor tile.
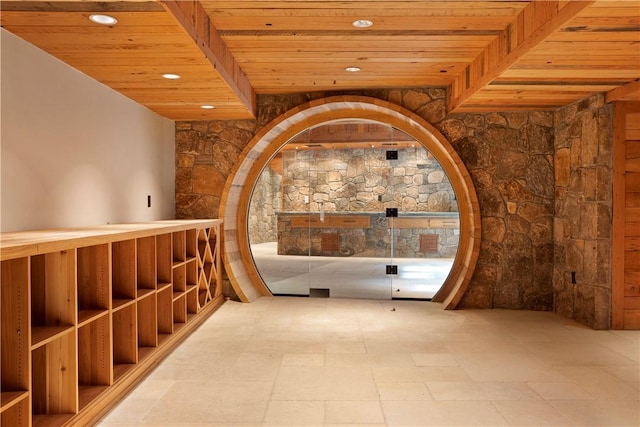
[98,297,639,427]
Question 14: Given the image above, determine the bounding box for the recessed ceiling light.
[345,66,361,72]
[352,19,373,28]
[162,73,181,80]
[201,105,215,110]
[89,14,118,25]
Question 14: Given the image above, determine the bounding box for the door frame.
[219,95,481,309]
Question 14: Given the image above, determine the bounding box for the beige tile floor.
[98,297,640,427]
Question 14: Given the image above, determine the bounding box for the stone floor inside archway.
[251,242,453,300]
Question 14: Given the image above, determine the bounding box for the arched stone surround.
[219,96,481,308]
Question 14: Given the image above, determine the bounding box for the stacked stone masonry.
[279,146,458,214]
[553,94,613,329]
[276,212,460,258]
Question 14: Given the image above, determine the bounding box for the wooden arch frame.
[220,96,480,308]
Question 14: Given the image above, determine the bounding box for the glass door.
[386,141,460,299]
[306,141,393,299]
[248,121,459,300]
[248,143,310,296]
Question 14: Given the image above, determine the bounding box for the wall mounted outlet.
[147,195,151,208]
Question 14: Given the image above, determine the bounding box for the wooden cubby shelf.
[0,220,223,426]
[30,326,75,350]
[77,309,109,328]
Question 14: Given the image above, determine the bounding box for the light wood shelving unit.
[0,220,223,426]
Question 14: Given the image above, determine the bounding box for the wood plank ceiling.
[1,0,639,121]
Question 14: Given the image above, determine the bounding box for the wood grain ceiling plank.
[565,15,640,27]
[203,1,528,12]
[0,1,162,13]
[0,32,211,45]
[485,83,622,92]
[201,0,524,9]
[0,25,187,35]
[231,51,476,62]
[0,11,174,26]
[448,0,596,113]
[470,91,613,100]
[160,0,257,118]
[518,49,640,59]
[7,39,208,56]
[588,1,640,8]
[502,69,640,79]
[231,54,478,63]
[84,77,231,87]
[208,16,518,32]
[114,89,243,103]
[52,56,211,67]
[544,32,640,42]
[222,36,495,45]
[149,109,252,121]
[70,64,230,75]
[28,45,209,56]
[235,62,462,72]
[247,80,450,93]
[514,57,640,68]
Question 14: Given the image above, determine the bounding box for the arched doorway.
[249,121,460,299]
[220,96,480,308]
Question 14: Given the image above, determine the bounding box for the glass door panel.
[387,141,460,299]
[249,147,312,296]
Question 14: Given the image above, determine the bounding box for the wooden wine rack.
[0,220,223,426]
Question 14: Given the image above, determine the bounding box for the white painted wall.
[1,29,175,232]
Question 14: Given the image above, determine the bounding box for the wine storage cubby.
[0,220,223,426]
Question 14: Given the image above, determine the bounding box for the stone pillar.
[553,94,613,329]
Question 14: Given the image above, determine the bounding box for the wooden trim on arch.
[219,96,481,309]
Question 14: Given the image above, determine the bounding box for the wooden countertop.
[1,219,222,261]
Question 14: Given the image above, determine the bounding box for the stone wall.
[281,146,458,213]
[248,166,281,244]
[276,212,460,258]
[439,111,556,310]
[176,88,556,311]
[553,94,613,329]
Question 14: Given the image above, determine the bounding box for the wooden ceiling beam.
[447,0,595,113]
[606,79,640,103]
[160,0,257,118]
